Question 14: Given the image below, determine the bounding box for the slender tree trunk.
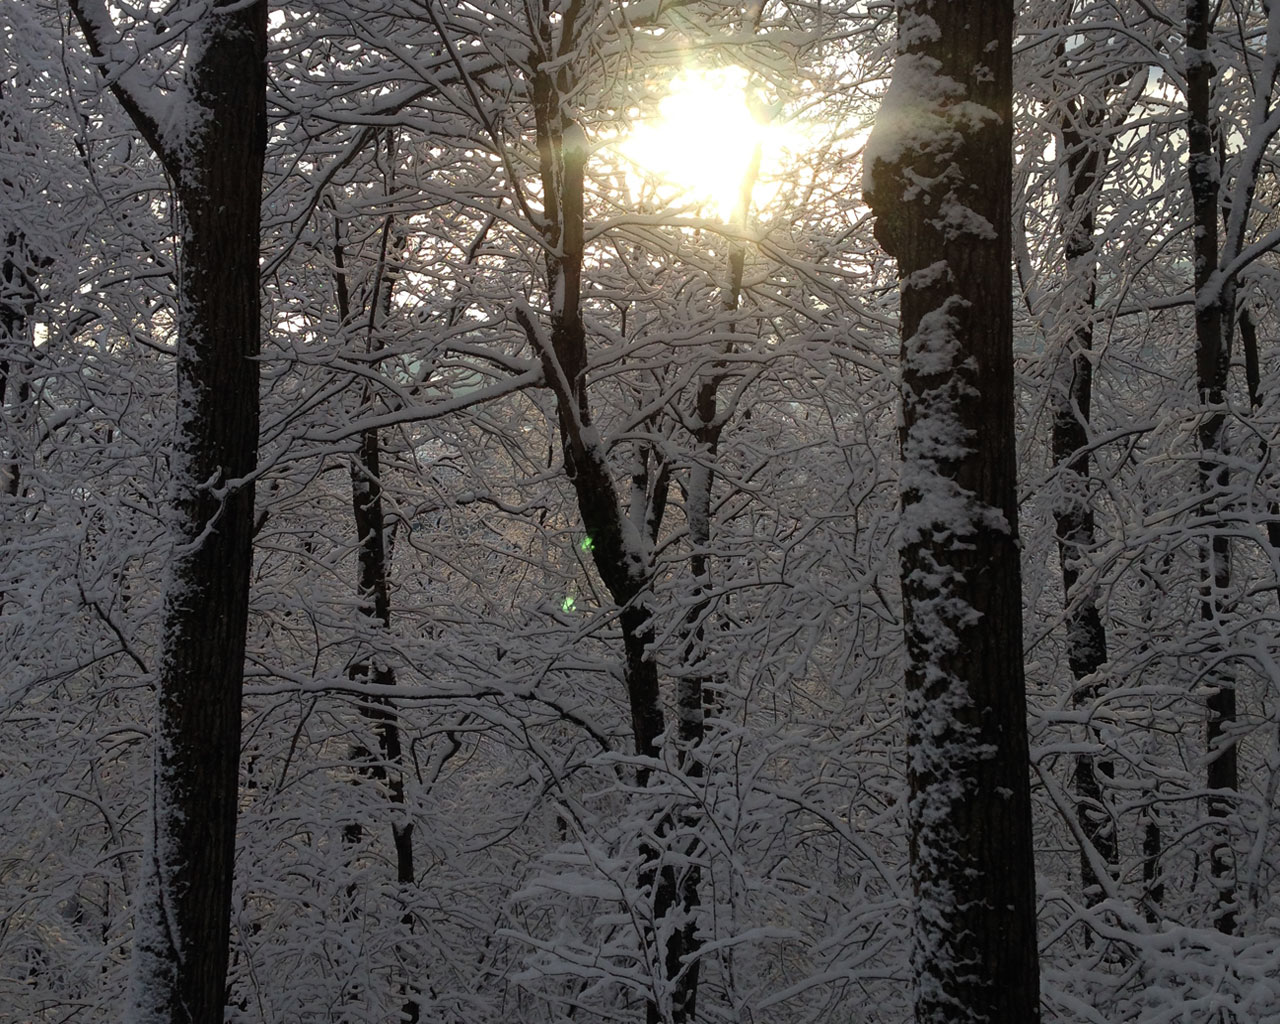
[332,203,420,1021]
[70,4,267,1021]
[515,145,672,1019]
[1186,0,1238,936]
[0,86,43,502]
[664,146,763,1018]
[865,1,1040,1020]
[511,40,704,1018]
[0,234,33,500]
[1051,61,1118,911]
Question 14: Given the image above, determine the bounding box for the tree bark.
[0,230,34,500]
[510,25,702,1018]
[865,1,1040,1020]
[69,4,267,1021]
[333,206,420,1022]
[1186,0,1238,936]
[0,88,44,501]
[1049,35,1128,912]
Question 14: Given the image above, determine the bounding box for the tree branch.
[66,0,180,176]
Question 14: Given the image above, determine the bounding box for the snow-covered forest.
[2,0,1279,1021]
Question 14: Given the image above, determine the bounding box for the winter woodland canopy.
[3,1,1280,1022]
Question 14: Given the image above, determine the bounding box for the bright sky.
[620,67,795,220]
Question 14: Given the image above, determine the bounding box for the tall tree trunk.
[1240,306,1280,557]
[865,1,1040,1021]
[513,142,673,1024]
[508,33,697,1017]
[1186,0,1280,934]
[1055,148,1115,913]
[1186,0,1238,936]
[662,146,762,1021]
[333,203,419,1022]
[0,86,43,501]
[1049,37,1128,912]
[69,4,267,1021]
[0,231,34,500]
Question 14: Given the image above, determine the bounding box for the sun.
[621,67,781,220]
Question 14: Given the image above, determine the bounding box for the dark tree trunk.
[511,26,702,1016]
[69,4,267,1022]
[1051,50,1120,910]
[0,232,34,500]
[333,208,420,1022]
[1240,307,1280,556]
[865,1,1040,1021]
[0,88,44,500]
[1186,0,1238,936]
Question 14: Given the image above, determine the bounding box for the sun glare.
[621,68,788,220]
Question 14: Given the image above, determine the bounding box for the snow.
[8,1,1280,1022]
[560,119,588,161]
[862,53,962,192]
[125,732,182,1024]
[934,197,995,242]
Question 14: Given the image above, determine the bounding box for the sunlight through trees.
[2,2,1280,1023]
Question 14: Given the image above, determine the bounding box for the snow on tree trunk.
[1186,0,1238,937]
[333,203,420,1022]
[69,3,266,1021]
[1049,54,1133,915]
[0,234,34,501]
[864,2,1040,1021]
[1182,0,1280,939]
[0,88,48,502]
[515,49,692,1019]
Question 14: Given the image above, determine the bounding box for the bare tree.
[331,147,420,1021]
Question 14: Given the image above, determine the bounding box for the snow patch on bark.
[125,731,183,1024]
[863,52,1000,199]
[862,53,962,191]
[899,294,1007,1015]
[900,298,1011,544]
[933,197,995,241]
